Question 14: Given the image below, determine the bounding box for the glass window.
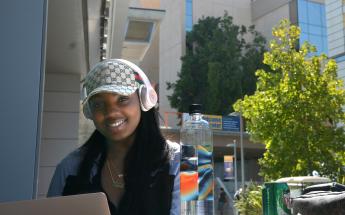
[322,37,328,54]
[309,34,323,54]
[299,23,309,33]
[307,2,321,25]
[320,6,326,26]
[300,33,309,45]
[321,27,327,36]
[185,0,193,32]
[298,0,308,22]
[309,25,323,36]
[297,0,328,54]
[186,15,193,31]
[186,1,192,16]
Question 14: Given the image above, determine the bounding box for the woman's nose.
[104,103,120,117]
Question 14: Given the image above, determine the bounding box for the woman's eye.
[90,101,104,111]
[118,96,129,103]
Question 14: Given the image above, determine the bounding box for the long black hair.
[76,106,171,214]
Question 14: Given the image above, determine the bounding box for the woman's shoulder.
[166,140,180,176]
[47,148,84,197]
[56,148,84,176]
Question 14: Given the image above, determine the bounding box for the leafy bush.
[234,182,263,215]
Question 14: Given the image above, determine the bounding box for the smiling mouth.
[108,119,126,128]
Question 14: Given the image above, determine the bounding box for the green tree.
[167,13,267,115]
[234,19,345,182]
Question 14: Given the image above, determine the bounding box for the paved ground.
[215,202,237,215]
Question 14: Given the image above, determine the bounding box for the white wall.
[337,60,345,79]
[139,26,160,84]
[325,0,345,79]
[325,0,345,57]
[251,0,291,21]
[38,73,80,198]
[252,3,291,42]
[37,0,91,198]
[130,0,160,8]
[194,0,252,26]
[159,0,185,126]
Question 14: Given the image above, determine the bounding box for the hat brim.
[82,84,138,105]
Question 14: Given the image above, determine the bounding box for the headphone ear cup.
[115,59,158,110]
[139,85,149,111]
[81,86,93,119]
[83,102,92,119]
[139,85,157,111]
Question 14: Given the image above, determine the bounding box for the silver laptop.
[0,192,111,215]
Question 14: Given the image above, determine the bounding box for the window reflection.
[309,25,322,36]
[307,2,321,25]
[186,0,193,32]
[297,0,328,55]
[298,0,307,21]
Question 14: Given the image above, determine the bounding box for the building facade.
[158,0,329,188]
[252,0,327,54]
[158,0,329,124]
[325,0,345,80]
[159,0,252,124]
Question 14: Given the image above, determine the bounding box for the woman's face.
[89,92,141,144]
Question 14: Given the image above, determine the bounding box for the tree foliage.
[167,13,267,115]
[234,19,345,182]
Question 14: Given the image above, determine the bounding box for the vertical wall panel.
[0,0,46,202]
[326,0,345,57]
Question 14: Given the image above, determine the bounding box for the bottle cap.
[189,104,202,114]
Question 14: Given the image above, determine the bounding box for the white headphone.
[82,59,158,119]
[82,88,93,119]
[116,59,158,112]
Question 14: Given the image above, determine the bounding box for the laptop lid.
[0,192,111,215]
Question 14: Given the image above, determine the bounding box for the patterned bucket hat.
[82,59,144,104]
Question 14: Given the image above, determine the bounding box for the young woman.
[47,59,180,215]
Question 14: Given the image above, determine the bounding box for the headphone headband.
[82,59,158,119]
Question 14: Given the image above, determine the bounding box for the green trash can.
[262,182,291,215]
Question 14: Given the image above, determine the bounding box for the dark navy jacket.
[47,140,180,215]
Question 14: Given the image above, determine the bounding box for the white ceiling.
[44,0,163,77]
[45,0,87,75]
